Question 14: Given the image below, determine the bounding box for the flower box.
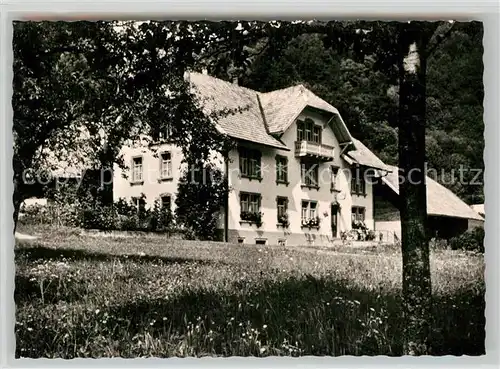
[240,211,263,227]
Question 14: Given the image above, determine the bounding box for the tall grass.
[15,226,485,357]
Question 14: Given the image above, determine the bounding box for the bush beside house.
[19,194,176,234]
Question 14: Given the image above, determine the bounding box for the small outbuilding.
[374,165,485,242]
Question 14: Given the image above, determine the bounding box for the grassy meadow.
[15,225,485,358]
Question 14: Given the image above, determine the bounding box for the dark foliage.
[449,227,485,253]
[175,164,230,241]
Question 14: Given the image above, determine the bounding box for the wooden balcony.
[294,141,335,161]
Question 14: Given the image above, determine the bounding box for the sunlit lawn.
[15,225,485,358]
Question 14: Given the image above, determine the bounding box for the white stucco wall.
[113,143,184,210]
[112,108,376,246]
[225,108,375,245]
[374,220,401,243]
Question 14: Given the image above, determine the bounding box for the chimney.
[232,76,239,85]
[202,68,208,75]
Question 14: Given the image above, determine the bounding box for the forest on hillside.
[227,22,483,205]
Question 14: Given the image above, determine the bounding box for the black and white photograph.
[12,19,485,358]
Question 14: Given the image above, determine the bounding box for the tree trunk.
[98,159,114,206]
[397,22,432,355]
[92,145,115,206]
[13,178,24,234]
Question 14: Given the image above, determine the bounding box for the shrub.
[20,188,179,234]
[116,213,138,231]
[147,199,174,233]
[349,221,376,241]
[366,230,376,241]
[430,238,449,251]
[449,227,484,253]
[114,197,137,217]
[18,204,48,226]
[19,202,81,228]
[79,204,117,231]
[175,164,229,240]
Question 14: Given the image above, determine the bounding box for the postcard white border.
[1,1,499,368]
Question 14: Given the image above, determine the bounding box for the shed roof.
[382,165,484,221]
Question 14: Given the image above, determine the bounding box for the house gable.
[258,84,353,145]
[278,107,344,165]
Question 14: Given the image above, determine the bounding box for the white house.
[113,72,391,246]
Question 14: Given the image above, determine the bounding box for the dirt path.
[15,232,38,241]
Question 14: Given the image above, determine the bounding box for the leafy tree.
[12,21,234,232]
[13,21,94,232]
[175,163,230,241]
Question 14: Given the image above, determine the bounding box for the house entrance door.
[331,204,339,238]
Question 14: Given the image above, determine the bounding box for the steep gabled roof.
[259,84,353,144]
[188,72,288,150]
[188,73,355,149]
[382,165,484,221]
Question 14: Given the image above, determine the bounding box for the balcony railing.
[295,141,334,161]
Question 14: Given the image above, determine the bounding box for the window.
[352,206,366,223]
[276,196,288,224]
[255,239,267,245]
[240,192,261,214]
[131,157,143,183]
[238,237,245,244]
[301,162,319,188]
[301,202,308,222]
[313,126,322,143]
[240,193,262,226]
[278,239,287,247]
[305,120,313,141]
[351,168,366,196]
[239,147,262,180]
[276,155,288,184]
[160,195,171,211]
[160,123,172,141]
[301,200,319,227]
[309,201,317,220]
[151,123,172,142]
[132,196,147,214]
[330,166,339,191]
[297,120,305,141]
[297,119,322,143]
[160,152,172,179]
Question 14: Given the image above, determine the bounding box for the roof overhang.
[427,212,485,221]
[233,137,290,151]
[381,175,400,194]
[342,153,393,173]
